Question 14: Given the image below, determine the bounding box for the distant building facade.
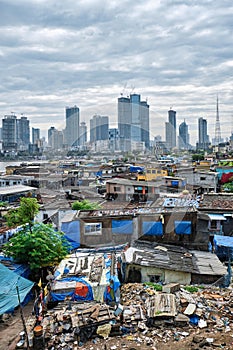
[17,116,30,151]
[2,114,30,153]
[65,106,80,147]
[165,109,176,150]
[109,128,119,151]
[32,127,40,145]
[79,122,87,148]
[178,120,190,150]
[197,117,209,150]
[48,127,63,150]
[118,94,150,151]
[90,115,109,144]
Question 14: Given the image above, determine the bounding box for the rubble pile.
[15,284,233,349]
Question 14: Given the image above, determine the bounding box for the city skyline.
[1,102,230,150]
[0,1,232,144]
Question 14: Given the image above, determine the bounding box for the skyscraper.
[65,105,80,147]
[2,115,17,152]
[90,115,109,143]
[165,109,176,150]
[32,127,40,145]
[79,122,87,148]
[2,114,30,152]
[109,128,119,151]
[117,94,150,151]
[17,116,30,150]
[178,120,189,150]
[197,117,209,150]
[48,127,63,150]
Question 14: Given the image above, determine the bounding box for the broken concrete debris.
[15,283,233,349]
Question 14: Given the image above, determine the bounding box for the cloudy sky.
[0,0,232,144]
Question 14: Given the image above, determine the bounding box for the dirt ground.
[0,301,34,350]
[1,302,233,350]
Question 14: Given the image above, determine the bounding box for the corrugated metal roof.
[124,243,226,277]
[207,214,226,221]
[0,184,37,195]
[190,250,227,276]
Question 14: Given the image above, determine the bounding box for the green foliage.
[192,153,204,162]
[72,199,101,211]
[223,182,233,192]
[144,282,163,291]
[6,197,40,228]
[0,201,8,207]
[3,223,69,270]
[184,285,199,293]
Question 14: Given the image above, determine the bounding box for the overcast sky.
[0,0,232,144]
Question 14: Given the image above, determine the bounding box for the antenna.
[214,95,221,145]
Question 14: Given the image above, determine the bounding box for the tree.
[6,197,40,232]
[72,199,101,210]
[3,223,69,271]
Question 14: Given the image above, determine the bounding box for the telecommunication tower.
[214,96,221,145]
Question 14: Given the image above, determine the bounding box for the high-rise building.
[79,122,87,148]
[17,116,30,151]
[197,117,209,150]
[90,115,109,143]
[2,115,17,152]
[65,105,80,147]
[48,127,56,147]
[109,128,119,151]
[118,94,150,151]
[178,120,189,150]
[48,126,63,150]
[165,109,176,150]
[32,127,40,145]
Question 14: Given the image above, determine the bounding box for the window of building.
[147,170,151,174]
[114,186,120,192]
[152,170,156,174]
[209,220,218,230]
[84,222,102,235]
[148,275,161,283]
[200,176,206,181]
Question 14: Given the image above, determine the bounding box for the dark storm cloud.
[0,0,232,143]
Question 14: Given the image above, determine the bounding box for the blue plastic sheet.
[0,263,34,315]
[174,221,191,235]
[143,221,163,236]
[112,220,133,234]
[213,235,233,260]
[51,277,93,302]
[61,221,80,247]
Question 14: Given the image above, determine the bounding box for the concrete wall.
[165,269,191,285]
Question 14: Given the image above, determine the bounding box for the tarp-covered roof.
[0,263,34,315]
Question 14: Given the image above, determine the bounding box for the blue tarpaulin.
[0,263,34,315]
[174,221,191,235]
[112,220,133,234]
[51,277,93,302]
[213,235,233,260]
[129,165,144,173]
[143,221,163,236]
[61,221,80,249]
